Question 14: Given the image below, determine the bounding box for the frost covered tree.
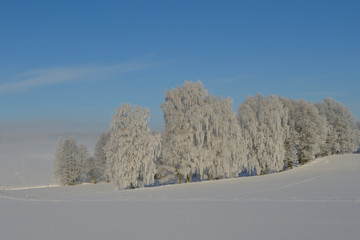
[106,104,160,190]
[140,131,161,186]
[53,136,80,185]
[282,99,327,165]
[86,156,97,184]
[197,95,246,180]
[160,81,208,183]
[77,144,92,183]
[61,136,80,185]
[160,80,246,182]
[94,132,110,183]
[238,95,288,175]
[316,97,359,154]
[283,126,298,169]
[53,137,95,185]
[53,137,64,184]
[280,98,299,169]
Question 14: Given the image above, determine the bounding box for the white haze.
[0,120,102,188]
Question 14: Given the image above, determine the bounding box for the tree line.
[53,81,360,189]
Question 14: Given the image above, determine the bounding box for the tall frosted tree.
[53,137,64,184]
[77,144,91,183]
[53,136,80,186]
[160,80,246,182]
[94,132,110,183]
[238,95,288,175]
[316,97,359,154]
[280,97,299,169]
[86,156,97,184]
[283,99,327,165]
[53,136,95,185]
[106,104,160,190]
[197,95,246,180]
[283,126,298,169]
[160,81,208,183]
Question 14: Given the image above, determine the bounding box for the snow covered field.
[1,153,360,240]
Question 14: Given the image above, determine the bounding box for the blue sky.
[1,0,359,134]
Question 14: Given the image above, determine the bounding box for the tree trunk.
[283,160,287,171]
[175,167,182,184]
[299,149,305,165]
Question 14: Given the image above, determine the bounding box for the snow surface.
[1,154,360,240]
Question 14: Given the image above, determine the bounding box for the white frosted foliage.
[53,136,94,185]
[316,97,359,154]
[53,136,79,185]
[77,144,91,183]
[160,81,208,182]
[238,95,288,174]
[94,132,110,182]
[284,99,327,164]
[160,80,246,182]
[197,95,246,179]
[106,104,160,190]
[53,137,64,184]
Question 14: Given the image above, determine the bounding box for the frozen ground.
[1,145,360,239]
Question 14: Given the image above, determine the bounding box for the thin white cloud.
[0,58,159,94]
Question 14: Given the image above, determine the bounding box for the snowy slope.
[1,154,360,240]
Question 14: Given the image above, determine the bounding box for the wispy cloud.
[0,58,160,94]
